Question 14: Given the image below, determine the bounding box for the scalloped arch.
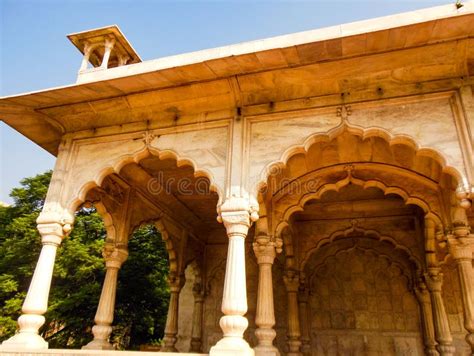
[154,220,178,274]
[256,124,463,194]
[300,224,423,274]
[92,200,117,243]
[67,146,222,215]
[274,173,441,237]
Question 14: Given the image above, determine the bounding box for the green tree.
[0,171,170,349]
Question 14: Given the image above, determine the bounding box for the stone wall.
[305,248,424,356]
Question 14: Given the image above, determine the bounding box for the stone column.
[209,202,255,356]
[284,270,302,356]
[1,221,70,350]
[298,277,310,356]
[162,273,184,352]
[83,244,128,350]
[425,268,455,356]
[448,225,474,352]
[79,42,93,71]
[100,37,115,69]
[415,281,438,356]
[190,280,205,353]
[253,235,280,356]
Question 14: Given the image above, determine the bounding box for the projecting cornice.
[0,2,473,156]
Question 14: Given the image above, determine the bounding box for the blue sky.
[1,0,450,203]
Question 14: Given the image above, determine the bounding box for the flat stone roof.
[1,1,473,155]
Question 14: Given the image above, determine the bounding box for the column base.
[210,337,255,356]
[1,332,48,350]
[82,339,114,350]
[424,346,438,356]
[254,344,280,356]
[436,344,455,356]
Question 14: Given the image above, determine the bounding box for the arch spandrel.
[60,128,227,215]
[248,94,468,197]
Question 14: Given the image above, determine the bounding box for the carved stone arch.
[64,144,223,217]
[305,244,416,292]
[299,223,423,275]
[255,123,465,197]
[274,168,443,237]
[90,200,116,243]
[154,219,179,275]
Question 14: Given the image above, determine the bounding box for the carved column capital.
[37,222,67,246]
[192,281,205,302]
[217,197,259,237]
[104,36,115,50]
[415,281,431,304]
[168,273,185,293]
[425,268,443,293]
[253,235,282,265]
[298,278,309,304]
[448,225,474,262]
[103,244,128,269]
[284,270,300,293]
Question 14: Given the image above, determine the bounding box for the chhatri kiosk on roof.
[1,2,474,356]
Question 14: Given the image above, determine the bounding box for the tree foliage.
[0,171,170,349]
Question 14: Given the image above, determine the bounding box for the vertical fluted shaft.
[415,281,438,356]
[1,222,68,350]
[190,282,205,353]
[448,227,474,353]
[162,274,184,352]
[209,204,254,356]
[425,268,455,356]
[83,245,128,350]
[298,280,310,356]
[284,271,302,356]
[253,235,280,356]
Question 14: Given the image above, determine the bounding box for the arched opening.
[256,129,465,354]
[71,151,226,351]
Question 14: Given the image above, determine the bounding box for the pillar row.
[83,244,128,350]
[415,281,438,356]
[162,273,185,352]
[253,235,281,356]
[1,221,70,350]
[190,280,205,353]
[209,202,255,356]
[425,268,455,356]
[284,270,302,356]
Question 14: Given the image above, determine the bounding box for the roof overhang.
[1,2,473,155]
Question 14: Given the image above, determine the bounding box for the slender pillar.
[253,235,280,356]
[210,203,254,356]
[190,280,205,353]
[100,37,115,69]
[298,277,311,356]
[79,42,93,71]
[162,273,184,352]
[448,224,474,353]
[425,268,455,356]
[284,270,302,356]
[1,222,69,350]
[415,280,438,356]
[83,245,128,350]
